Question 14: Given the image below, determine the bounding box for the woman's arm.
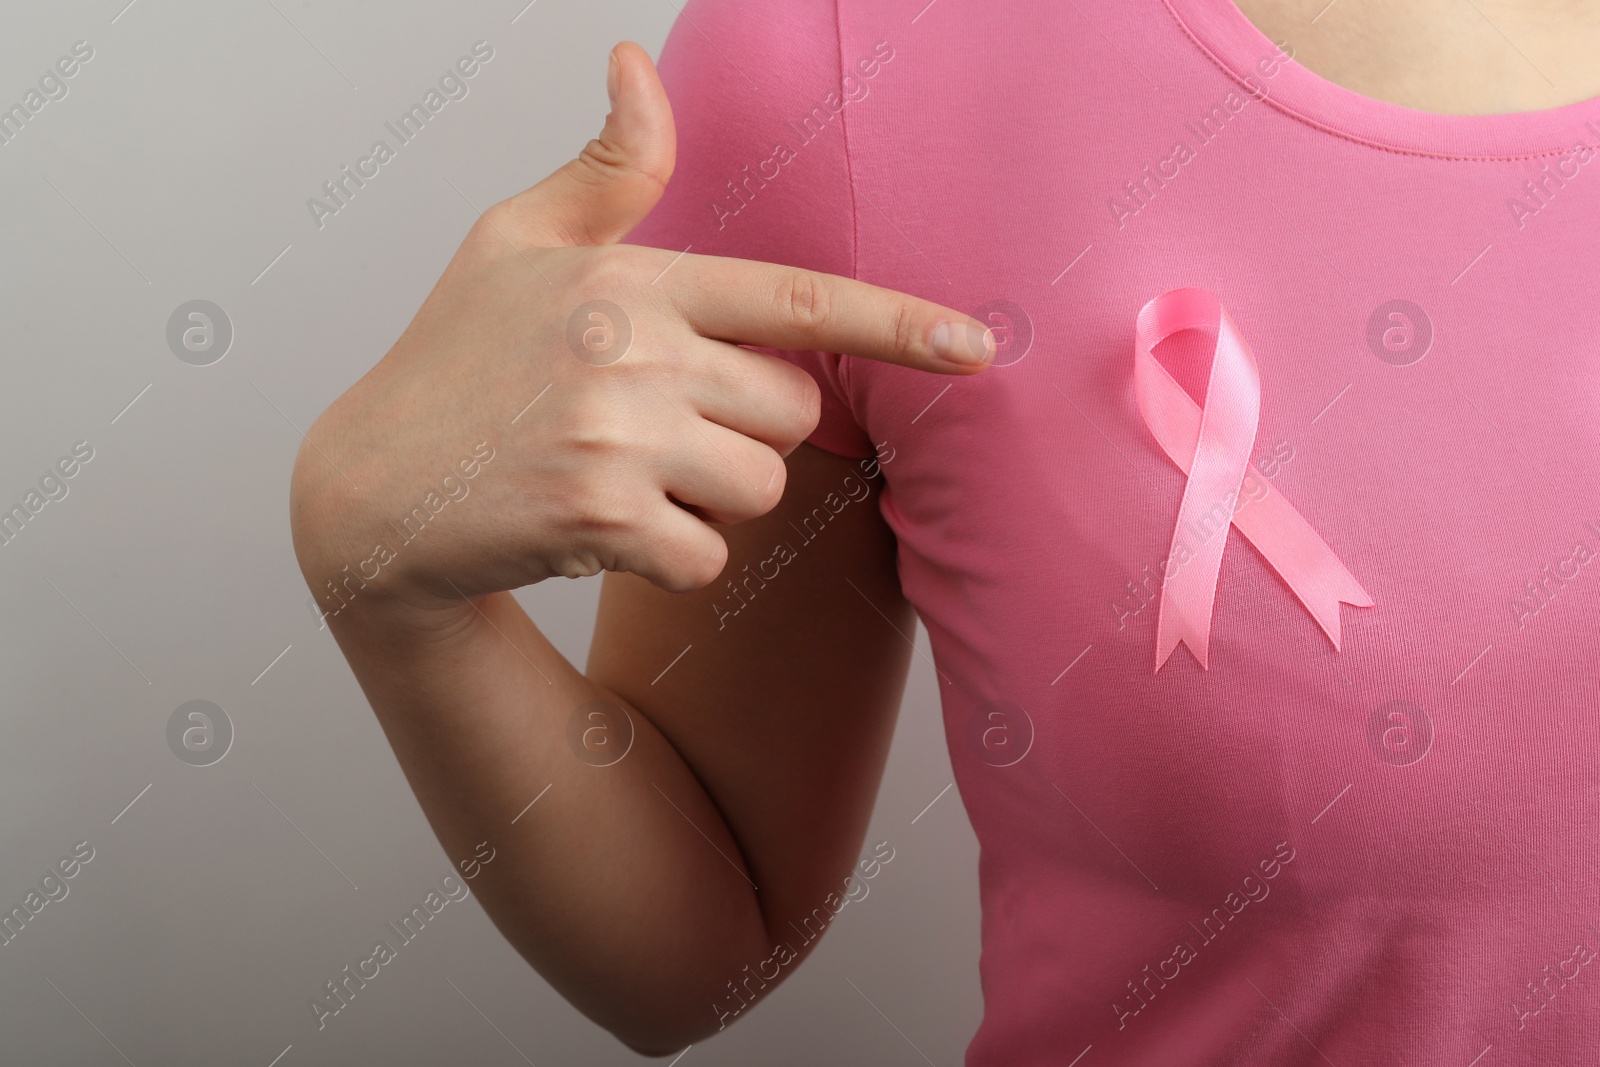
[290,23,984,1055]
[587,440,915,1036]
[303,441,912,1054]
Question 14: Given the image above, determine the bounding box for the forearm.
[277,31,982,1051]
[320,589,768,1053]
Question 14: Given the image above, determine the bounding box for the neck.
[1233,0,1600,114]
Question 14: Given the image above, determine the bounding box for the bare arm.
[587,440,916,1023]
[289,43,984,1056]
[308,441,910,1052]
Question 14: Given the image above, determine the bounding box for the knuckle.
[467,200,525,250]
[776,271,834,333]
[559,395,629,453]
[888,300,917,358]
[567,476,640,533]
[571,244,636,293]
[554,552,604,581]
[652,527,727,593]
[575,136,668,197]
[567,424,643,474]
[787,368,823,440]
[575,137,625,183]
[754,449,788,511]
[565,424,624,459]
[682,534,729,589]
[561,384,658,447]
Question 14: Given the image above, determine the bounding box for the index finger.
[664,253,996,373]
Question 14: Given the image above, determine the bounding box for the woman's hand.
[289,40,992,620]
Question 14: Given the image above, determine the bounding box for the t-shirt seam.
[833,0,860,413]
[1157,0,1591,164]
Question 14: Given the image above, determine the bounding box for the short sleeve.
[624,0,875,459]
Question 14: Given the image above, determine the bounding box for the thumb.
[505,41,676,248]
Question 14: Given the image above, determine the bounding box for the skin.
[1234,0,1600,114]
[290,6,1600,1056]
[290,41,990,1055]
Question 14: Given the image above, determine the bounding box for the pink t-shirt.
[627,0,1600,1062]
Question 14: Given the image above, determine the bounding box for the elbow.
[621,1036,693,1059]
[612,1014,727,1059]
[602,993,745,1057]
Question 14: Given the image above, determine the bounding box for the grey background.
[0,2,981,1064]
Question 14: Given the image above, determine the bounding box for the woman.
[289,0,1600,1062]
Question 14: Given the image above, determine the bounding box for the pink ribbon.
[1133,288,1373,672]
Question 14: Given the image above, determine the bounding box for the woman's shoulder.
[629,0,862,273]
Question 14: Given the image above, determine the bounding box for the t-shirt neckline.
[1160,0,1600,161]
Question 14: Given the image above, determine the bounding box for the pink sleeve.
[623,0,876,459]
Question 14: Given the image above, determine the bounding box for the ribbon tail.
[1155,597,1214,672]
[1300,567,1375,651]
[1231,484,1375,651]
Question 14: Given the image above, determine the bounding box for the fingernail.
[607,49,620,108]
[930,321,994,366]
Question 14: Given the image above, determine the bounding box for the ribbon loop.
[1133,288,1373,672]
